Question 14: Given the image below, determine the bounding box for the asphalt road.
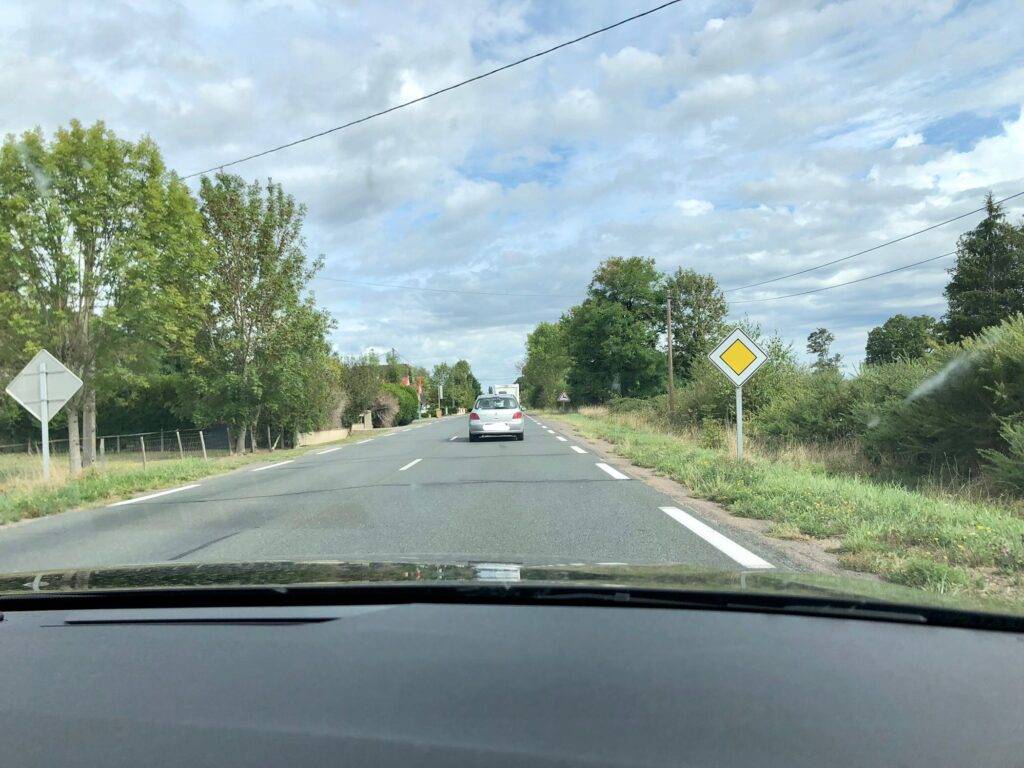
[0,415,786,573]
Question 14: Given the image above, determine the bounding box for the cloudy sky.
[3,0,1024,383]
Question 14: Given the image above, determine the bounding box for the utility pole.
[666,295,674,419]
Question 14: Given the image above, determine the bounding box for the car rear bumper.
[469,421,524,435]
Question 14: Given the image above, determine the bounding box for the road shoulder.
[541,412,872,579]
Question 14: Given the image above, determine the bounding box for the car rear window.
[476,397,517,410]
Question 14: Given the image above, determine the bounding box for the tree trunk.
[235,425,247,454]
[82,387,97,468]
[67,406,82,473]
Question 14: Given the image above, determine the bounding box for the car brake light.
[512,411,523,419]
[469,412,480,420]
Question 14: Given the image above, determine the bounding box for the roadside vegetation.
[557,407,1024,601]
[0,428,386,526]
[523,197,1024,601]
[0,121,481,476]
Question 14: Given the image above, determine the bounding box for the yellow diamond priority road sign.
[709,328,768,387]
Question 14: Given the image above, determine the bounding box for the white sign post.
[5,350,83,479]
[708,329,769,460]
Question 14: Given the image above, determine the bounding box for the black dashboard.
[2,600,1021,767]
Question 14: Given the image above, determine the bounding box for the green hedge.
[382,383,419,426]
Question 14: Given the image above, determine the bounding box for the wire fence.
[0,426,236,487]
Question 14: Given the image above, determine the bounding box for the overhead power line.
[724,190,1024,293]
[316,275,579,299]
[730,251,955,305]
[183,0,686,179]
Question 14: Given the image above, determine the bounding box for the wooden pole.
[198,429,208,461]
[139,434,147,468]
[175,429,184,459]
[666,295,675,419]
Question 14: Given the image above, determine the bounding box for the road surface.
[0,415,787,573]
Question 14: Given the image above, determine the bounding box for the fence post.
[140,435,147,468]
[198,429,208,461]
[267,424,273,452]
[176,430,184,459]
[116,435,120,453]
[160,429,165,454]
[99,437,105,464]
[227,427,233,455]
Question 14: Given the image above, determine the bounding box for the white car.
[468,395,524,441]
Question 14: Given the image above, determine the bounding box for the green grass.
[552,410,1024,602]
[0,433,366,526]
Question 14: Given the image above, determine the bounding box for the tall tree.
[664,267,728,381]
[447,359,481,410]
[187,173,323,452]
[807,327,841,372]
[0,121,202,471]
[944,194,1024,342]
[563,257,664,403]
[520,321,570,408]
[340,352,382,426]
[864,314,936,365]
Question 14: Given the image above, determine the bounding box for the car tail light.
[469,412,480,420]
[512,411,523,420]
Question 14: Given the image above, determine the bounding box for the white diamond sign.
[708,328,769,388]
[5,349,82,422]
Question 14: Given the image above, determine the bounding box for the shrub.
[370,392,399,427]
[981,419,1024,494]
[608,397,655,415]
[858,314,1024,477]
[754,368,856,443]
[698,419,728,451]
[382,383,419,426]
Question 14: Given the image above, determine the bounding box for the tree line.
[0,121,480,469]
[519,195,1024,490]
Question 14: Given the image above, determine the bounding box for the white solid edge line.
[251,459,294,472]
[399,458,422,471]
[109,484,201,507]
[595,462,629,480]
[556,436,567,442]
[449,436,458,441]
[570,445,587,454]
[660,506,774,569]
[357,439,373,444]
[316,446,343,455]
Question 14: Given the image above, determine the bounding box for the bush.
[370,392,399,428]
[754,369,856,443]
[698,419,728,451]
[858,314,1024,477]
[608,397,656,415]
[382,383,419,426]
[981,419,1024,494]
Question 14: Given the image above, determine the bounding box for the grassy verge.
[0,433,366,526]
[549,409,1024,603]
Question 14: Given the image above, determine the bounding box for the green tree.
[447,359,481,410]
[341,352,383,426]
[565,298,664,403]
[865,314,936,365]
[520,321,570,408]
[187,172,323,452]
[664,268,728,381]
[562,257,665,403]
[0,120,204,470]
[944,194,1024,342]
[807,327,841,372]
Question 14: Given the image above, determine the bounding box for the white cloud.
[675,198,714,216]
[893,132,923,148]
[2,0,1023,377]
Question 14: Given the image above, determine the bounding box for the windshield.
[1,1,1023,620]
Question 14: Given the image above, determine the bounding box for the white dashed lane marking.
[660,506,773,569]
[595,462,629,480]
[399,458,422,472]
